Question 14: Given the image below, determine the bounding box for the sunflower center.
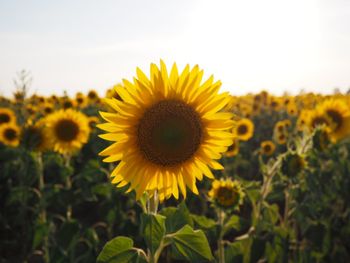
[217,187,237,207]
[311,117,329,128]
[137,100,203,166]
[54,119,79,142]
[264,144,272,152]
[63,101,73,109]
[237,124,248,135]
[0,113,10,124]
[4,128,17,141]
[88,91,97,99]
[326,109,342,129]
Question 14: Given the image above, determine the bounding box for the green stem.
[218,209,225,263]
[64,154,72,220]
[148,191,159,215]
[147,191,159,263]
[37,152,49,262]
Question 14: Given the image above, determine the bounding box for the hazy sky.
[0,0,349,97]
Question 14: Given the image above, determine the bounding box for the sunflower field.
[1,63,350,263]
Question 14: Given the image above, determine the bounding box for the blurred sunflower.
[208,179,244,209]
[319,99,350,142]
[87,90,99,102]
[0,108,16,126]
[260,140,275,156]
[98,61,234,201]
[282,153,306,177]
[61,98,76,110]
[225,138,239,157]
[46,109,90,155]
[42,102,54,115]
[75,93,87,108]
[233,118,254,141]
[0,123,20,147]
[21,119,49,152]
[307,109,330,130]
[276,133,287,145]
[88,116,100,129]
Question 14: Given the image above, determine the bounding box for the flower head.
[98,61,234,201]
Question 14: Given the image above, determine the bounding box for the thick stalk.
[64,155,72,220]
[37,152,49,262]
[218,209,225,263]
[147,191,159,263]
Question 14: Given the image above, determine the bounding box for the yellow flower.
[0,108,17,126]
[276,133,287,145]
[233,118,254,141]
[88,116,100,129]
[260,140,275,156]
[319,99,350,142]
[42,102,55,115]
[61,98,76,110]
[287,103,298,116]
[307,109,330,130]
[87,90,99,102]
[75,93,87,108]
[208,179,244,209]
[0,123,20,147]
[98,61,234,201]
[225,138,239,157]
[45,109,90,155]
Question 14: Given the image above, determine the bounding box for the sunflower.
[75,93,87,108]
[276,133,287,145]
[42,102,54,115]
[88,116,100,129]
[297,110,310,131]
[0,108,16,126]
[287,103,298,116]
[46,109,90,155]
[319,99,350,142]
[61,98,76,110]
[0,123,20,147]
[21,119,49,152]
[87,90,99,103]
[260,140,275,156]
[225,138,239,157]
[208,179,244,209]
[281,153,306,177]
[233,118,254,141]
[98,61,234,201]
[307,109,330,130]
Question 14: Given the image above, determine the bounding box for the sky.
[0,0,349,97]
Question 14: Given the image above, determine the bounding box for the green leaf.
[263,203,280,225]
[32,221,50,249]
[160,202,193,233]
[224,241,243,263]
[56,220,80,251]
[169,225,213,262]
[141,213,166,254]
[191,214,216,230]
[97,236,147,263]
[223,215,246,234]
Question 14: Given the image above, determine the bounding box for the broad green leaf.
[56,220,80,251]
[223,214,246,234]
[141,214,166,254]
[224,241,243,263]
[160,202,193,233]
[97,236,147,263]
[169,225,213,262]
[191,214,216,230]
